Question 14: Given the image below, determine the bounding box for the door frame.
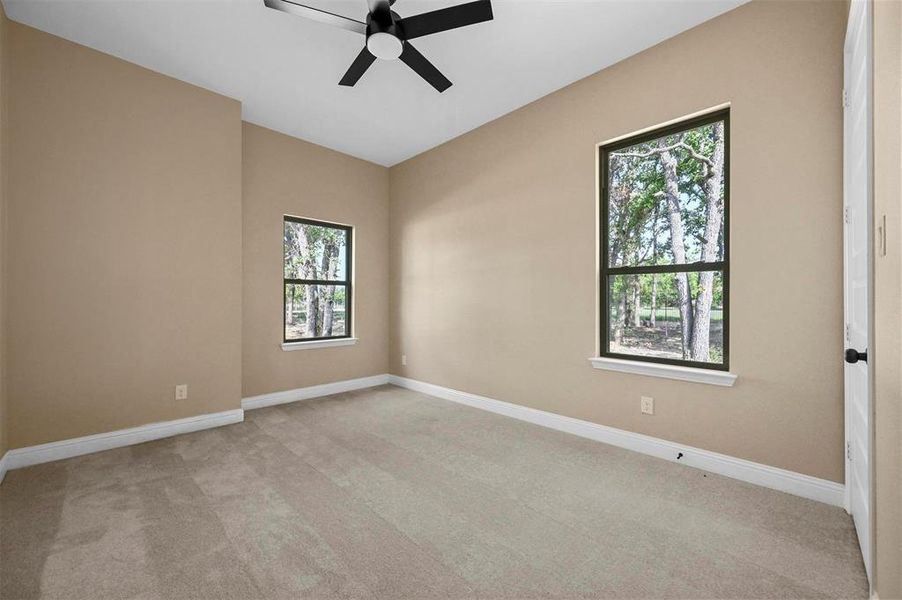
[842,0,875,586]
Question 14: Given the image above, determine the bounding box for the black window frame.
[283,215,353,343]
[599,109,730,371]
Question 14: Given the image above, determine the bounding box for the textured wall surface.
[5,21,243,448]
[389,0,847,482]
[242,123,389,398]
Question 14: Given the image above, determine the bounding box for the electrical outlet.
[641,396,654,415]
[175,384,188,400]
[401,354,407,366]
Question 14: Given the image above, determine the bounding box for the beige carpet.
[0,385,868,599]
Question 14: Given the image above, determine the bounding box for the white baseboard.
[2,409,244,476]
[0,451,9,484]
[241,374,391,411]
[2,374,845,509]
[388,375,845,507]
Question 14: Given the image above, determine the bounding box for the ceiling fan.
[263,0,494,92]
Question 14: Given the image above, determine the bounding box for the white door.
[843,0,872,584]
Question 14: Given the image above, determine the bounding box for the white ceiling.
[3,0,748,166]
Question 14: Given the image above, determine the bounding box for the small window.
[283,216,352,342]
[600,109,729,370]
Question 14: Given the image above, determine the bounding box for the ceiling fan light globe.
[367,32,403,60]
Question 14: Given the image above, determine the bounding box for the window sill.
[588,357,737,387]
[282,338,358,351]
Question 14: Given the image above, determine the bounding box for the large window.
[283,216,352,343]
[600,109,729,370]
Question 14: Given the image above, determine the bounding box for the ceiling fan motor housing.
[265,0,493,91]
[366,9,404,60]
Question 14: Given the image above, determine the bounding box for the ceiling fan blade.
[399,43,452,92]
[397,0,493,40]
[263,0,367,35]
[339,47,378,86]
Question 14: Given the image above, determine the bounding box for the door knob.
[845,348,867,364]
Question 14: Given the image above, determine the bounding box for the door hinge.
[847,441,852,461]
[844,206,850,224]
[842,88,849,108]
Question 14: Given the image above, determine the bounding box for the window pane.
[285,283,348,340]
[608,271,724,365]
[607,120,726,268]
[284,220,348,281]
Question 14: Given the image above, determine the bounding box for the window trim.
[599,108,730,371]
[282,338,358,351]
[588,357,737,387]
[283,215,353,344]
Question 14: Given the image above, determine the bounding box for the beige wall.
[0,0,863,500]
[242,123,389,398]
[873,0,902,595]
[0,20,390,450]
[389,0,847,482]
[5,21,243,449]
[0,5,8,456]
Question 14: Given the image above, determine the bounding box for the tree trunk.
[297,226,319,336]
[660,142,694,358]
[305,287,319,337]
[320,241,338,336]
[321,295,334,336]
[631,276,641,327]
[614,292,626,344]
[689,122,725,361]
[650,275,657,328]
[690,281,712,360]
[623,248,640,328]
[607,176,632,345]
[622,288,632,329]
[650,201,659,328]
[286,288,293,326]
